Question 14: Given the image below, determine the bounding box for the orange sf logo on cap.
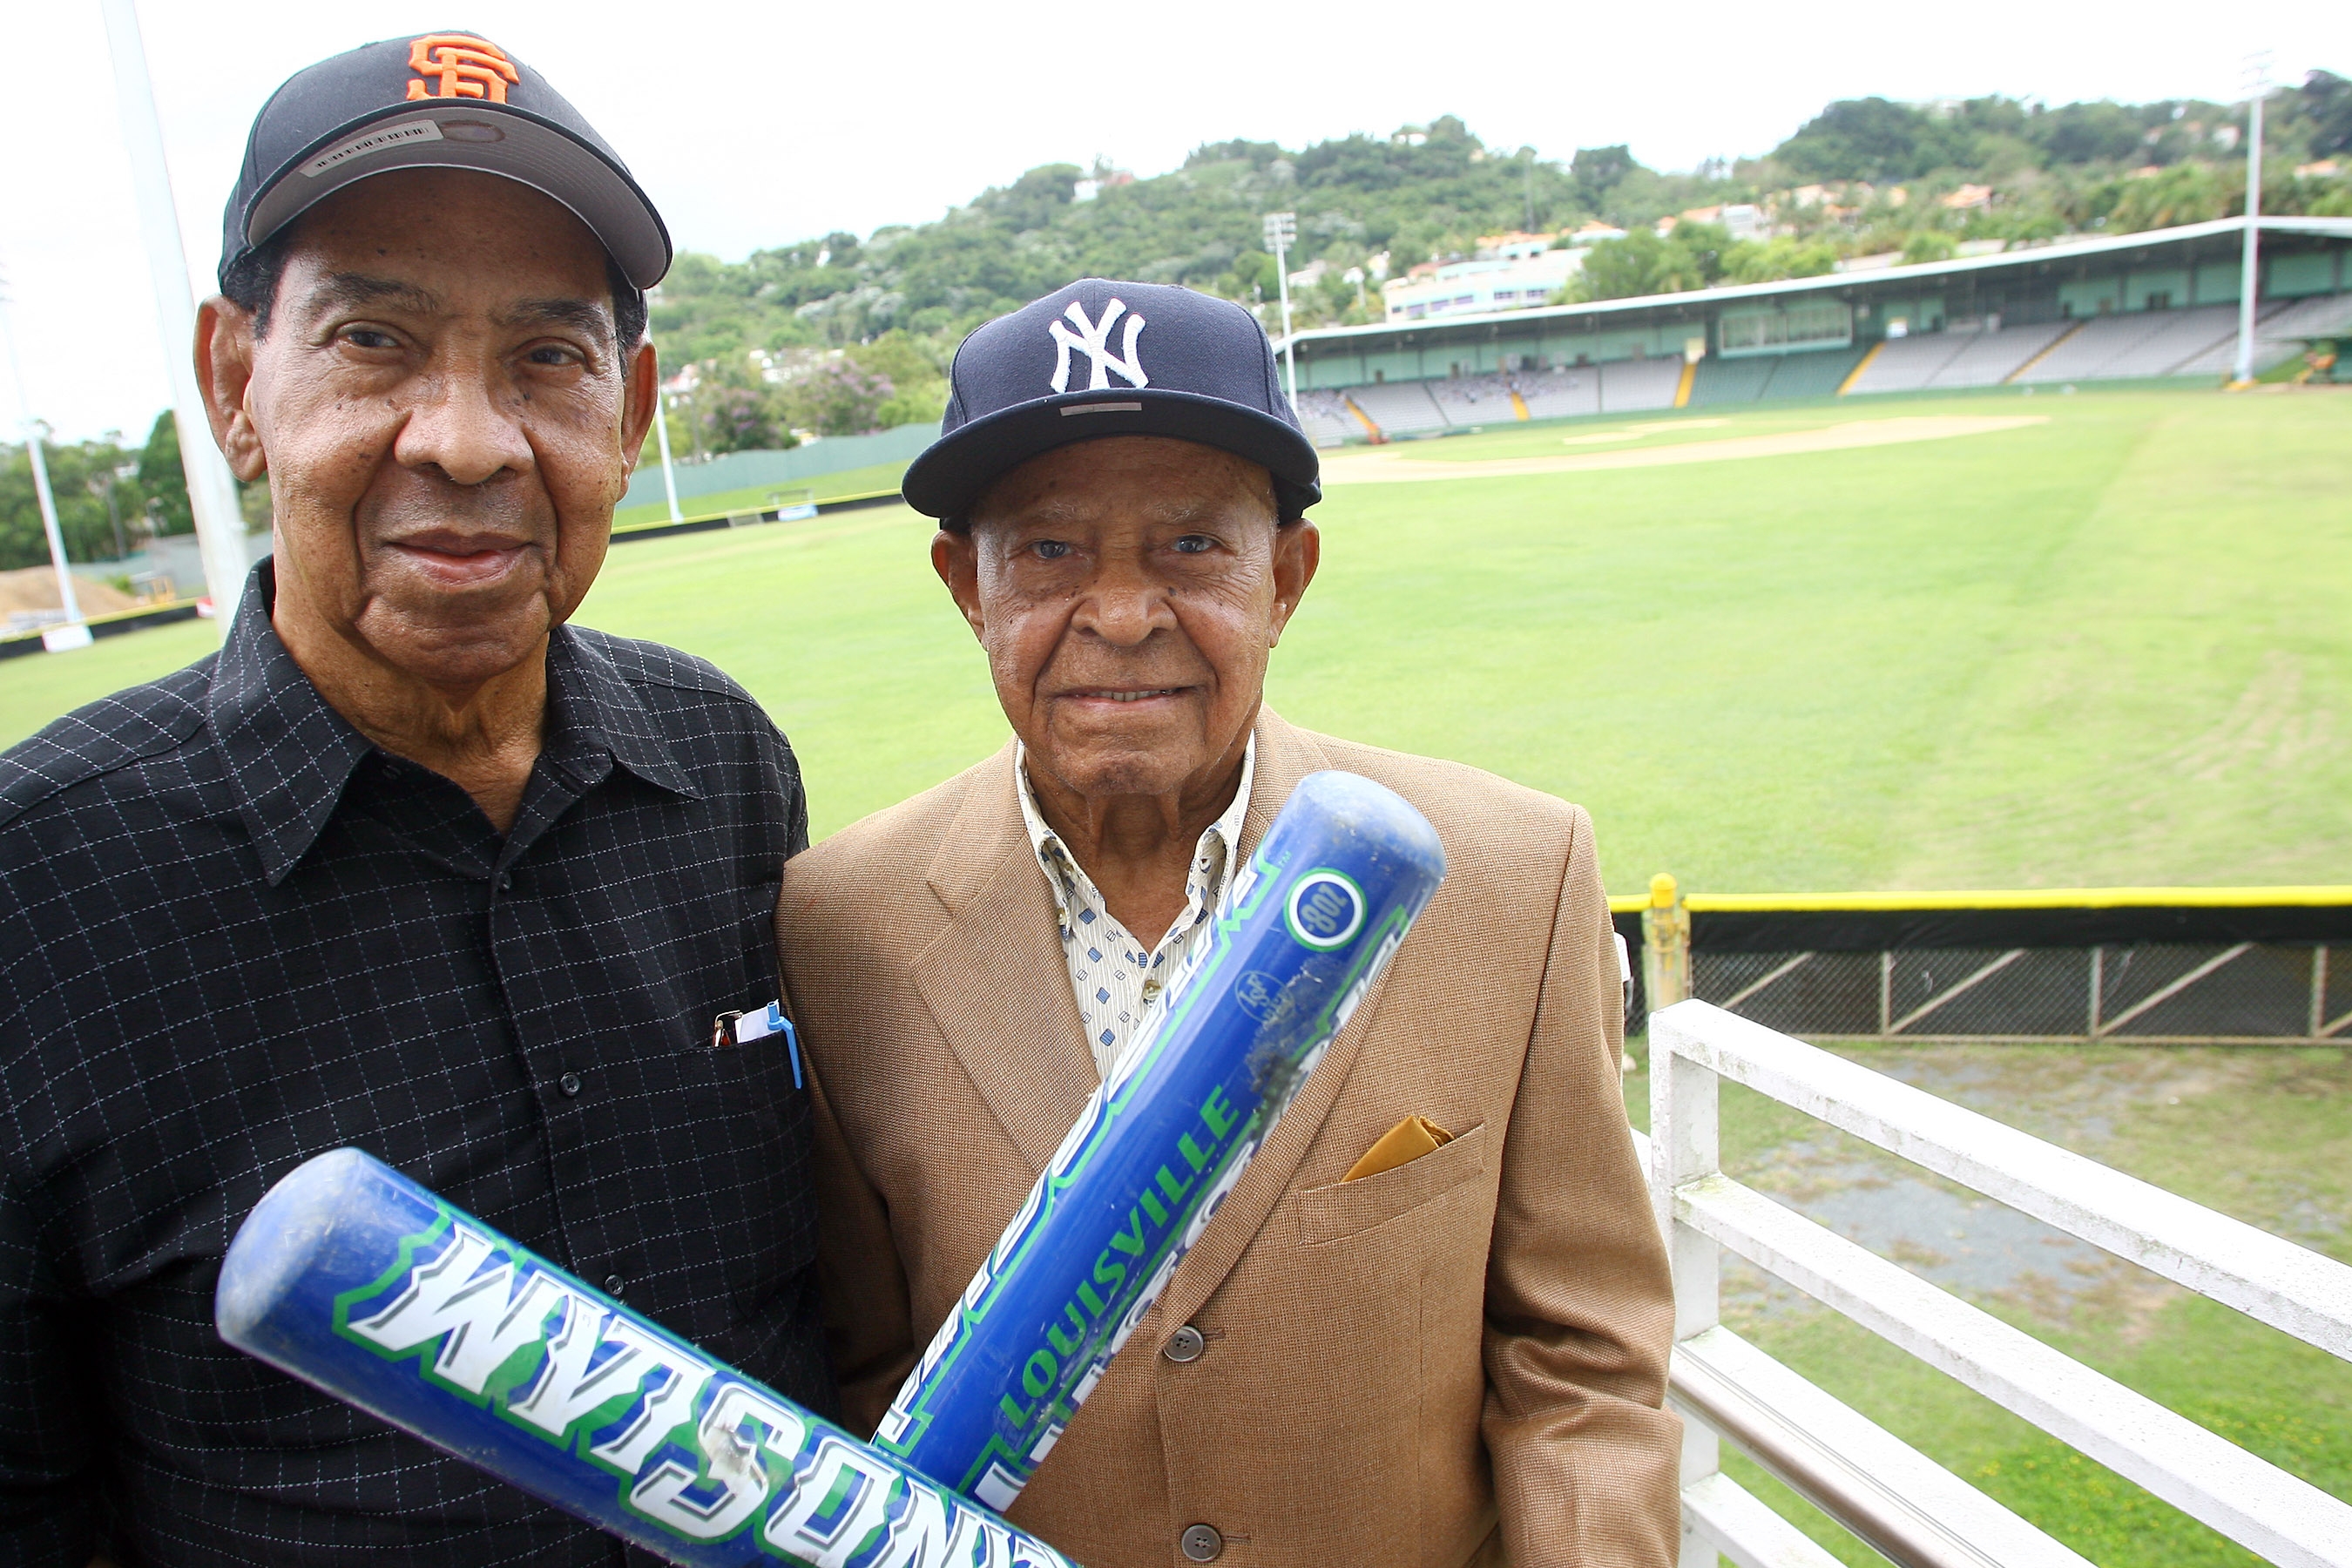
[404,34,519,103]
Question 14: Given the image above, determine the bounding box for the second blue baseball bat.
[875,769,1445,1509]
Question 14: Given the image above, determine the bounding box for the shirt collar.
[208,562,697,886]
[1015,735,1256,926]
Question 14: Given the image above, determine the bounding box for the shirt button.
[558,1072,583,1097]
[1163,1324,1206,1362]
[1142,980,1163,1000]
[603,1274,625,1298]
[1180,1524,1223,1562]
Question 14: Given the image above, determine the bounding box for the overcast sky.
[3,0,2343,442]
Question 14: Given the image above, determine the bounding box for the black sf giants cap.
[904,280,1321,525]
[220,31,670,289]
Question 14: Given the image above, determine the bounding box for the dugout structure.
[1614,883,2352,1044]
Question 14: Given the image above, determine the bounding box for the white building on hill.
[1383,247,1585,321]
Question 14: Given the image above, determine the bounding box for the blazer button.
[603,1274,625,1298]
[1179,1524,1222,1562]
[1163,1324,1206,1363]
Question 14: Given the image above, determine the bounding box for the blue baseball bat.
[876,769,1444,1509]
[215,1147,1077,1568]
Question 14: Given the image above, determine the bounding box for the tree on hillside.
[1,433,151,570]
[2295,71,2352,156]
[674,355,795,455]
[2029,100,2148,165]
[785,359,895,437]
[1571,145,1635,206]
[137,410,193,537]
[1720,236,1839,283]
[1566,228,1717,301]
[1773,98,1977,181]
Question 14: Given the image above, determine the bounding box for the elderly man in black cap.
[778,281,1679,1568]
[0,34,828,1565]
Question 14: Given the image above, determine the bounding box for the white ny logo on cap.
[1048,299,1149,393]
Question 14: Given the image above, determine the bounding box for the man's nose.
[1071,558,1177,646]
[390,360,533,486]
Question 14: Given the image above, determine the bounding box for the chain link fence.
[1617,884,2352,1044]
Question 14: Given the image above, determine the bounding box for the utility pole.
[652,382,684,522]
[1,300,84,636]
[1262,211,1299,414]
[102,0,251,636]
[648,333,684,524]
[2232,51,2271,388]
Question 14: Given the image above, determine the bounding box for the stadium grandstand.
[1280,216,2352,443]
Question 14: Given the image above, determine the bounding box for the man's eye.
[1030,540,1073,561]
[527,345,582,367]
[342,328,399,350]
[1172,535,1215,554]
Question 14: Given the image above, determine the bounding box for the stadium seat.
[1515,367,1600,421]
[2013,304,2241,383]
[2168,296,2338,380]
[1345,379,1451,436]
[1598,358,1682,413]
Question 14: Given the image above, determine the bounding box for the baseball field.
[14,385,2345,893]
[4,385,2347,1565]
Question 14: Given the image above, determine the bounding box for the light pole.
[102,0,252,635]
[2232,51,2271,388]
[1,299,83,633]
[1262,211,1299,414]
[648,331,684,524]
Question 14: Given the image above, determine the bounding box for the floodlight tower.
[2232,51,2272,387]
[102,0,252,638]
[0,299,83,634]
[1263,211,1299,414]
[647,320,684,524]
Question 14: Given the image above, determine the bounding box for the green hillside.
[650,74,2352,363]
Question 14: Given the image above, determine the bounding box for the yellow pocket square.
[1342,1115,1453,1182]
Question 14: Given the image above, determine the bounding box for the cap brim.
[903,388,1322,522]
[245,99,671,287]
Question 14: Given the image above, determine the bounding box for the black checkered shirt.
[0,567,832,1565]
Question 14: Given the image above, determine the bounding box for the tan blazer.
[776,710,1679,1568]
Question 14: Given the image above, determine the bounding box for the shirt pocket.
[1294,1121,1488,1247]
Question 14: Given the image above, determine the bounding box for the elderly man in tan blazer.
[777,280,1678,1568]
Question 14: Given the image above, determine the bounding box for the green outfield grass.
[7,386,2349,890]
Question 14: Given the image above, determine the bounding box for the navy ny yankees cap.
[220,31,670,290]
[904,279,1321,526]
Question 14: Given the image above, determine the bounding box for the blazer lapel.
[1154,707,1391,1328]
[912,743,1098,1176]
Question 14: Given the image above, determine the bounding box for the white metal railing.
[1638,998,2352,1568]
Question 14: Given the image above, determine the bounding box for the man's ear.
[619,338,660,470]
[931,529,987,643]
[196,297,267,483]
[1267,519,1320,648]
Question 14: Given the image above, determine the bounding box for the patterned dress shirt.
[1016,738,1255,1078]
[0,565,831,1567]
